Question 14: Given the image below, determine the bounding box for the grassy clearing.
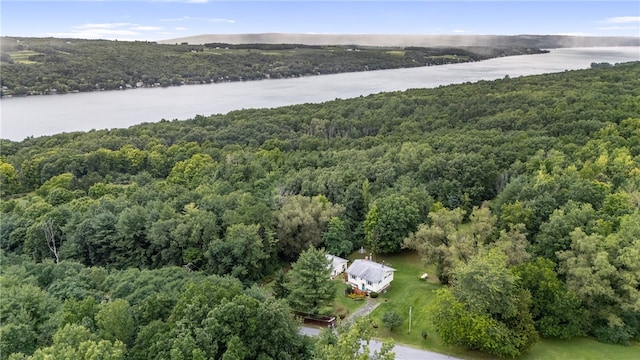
[428,54,470,61]
[9,50,41,64]
[265,249,639,358]
[385,50,406,56]
[350,249,639,360]
[522,338,640,360]
[356,250,480,358]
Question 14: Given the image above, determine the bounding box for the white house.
[326,254,348,279]
[346,258,395,293]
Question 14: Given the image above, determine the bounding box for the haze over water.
[2,47,639,141]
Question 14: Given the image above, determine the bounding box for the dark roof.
[346,259,395,283]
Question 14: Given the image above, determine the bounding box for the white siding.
[348,270,394,293]
[327,255,348,278]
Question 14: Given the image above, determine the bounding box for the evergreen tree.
[286,247,334,314]
[272,269,289,299]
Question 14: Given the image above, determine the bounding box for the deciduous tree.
[557,217,640,344]
[382,311,403,331]
[514,258,585,339]
[28,324,126,360]
[403,204,495,284]
[96,299,136,347]
[203,294,306,360]
[205,223,270,283]
[431,250,538,357]
[313,317,395,360]
[322,217,352,257]
[364,193,420,254]
[276,195,344,261]
[490,223,530,266]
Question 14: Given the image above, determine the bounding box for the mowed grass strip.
[385,50,406,56]
[9,50,42,64]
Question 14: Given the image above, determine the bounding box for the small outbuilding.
[326,254,349,279]
[346,258,395,294]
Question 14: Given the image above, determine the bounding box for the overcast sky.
[1,1,639,41]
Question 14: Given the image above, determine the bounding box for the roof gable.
[346,259,395,283]
[326,254,348,268]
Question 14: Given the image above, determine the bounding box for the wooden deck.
[293,311,336,328]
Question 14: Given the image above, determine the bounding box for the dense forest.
[0,36,546,96]
[1,61,640,358]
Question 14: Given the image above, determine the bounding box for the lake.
[1,47,639,141]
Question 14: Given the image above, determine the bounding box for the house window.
[350,274,357,280]
[367,281,372,286]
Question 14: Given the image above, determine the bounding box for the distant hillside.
[0,36,544,96]
[159,33,640,48]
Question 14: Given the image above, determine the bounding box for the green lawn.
[355,250,484,359]
[9,50,41,64]
[522,338,640,360]
[348,249,639,360]
[428,54,470,61]
[329,278,366,319]
[385,50,406,56]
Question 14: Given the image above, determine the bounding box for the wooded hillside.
[1,61,639,358]
[0,36,545,96]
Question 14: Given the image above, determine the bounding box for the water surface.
[2,47,638,141]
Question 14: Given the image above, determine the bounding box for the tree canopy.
[286,247,335,314]
[1,36,545,96]
[2,61,640,357]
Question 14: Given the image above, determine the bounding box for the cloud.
[597,26,639,31]
[208,18,235,23]
[130,26,163,31]
[554,32,592,37]
[160,16,235,23]
[85,29,140,36]
[175,27,188,31]
[43,22,166,40]
[596,16,640,33]
[75,23,132,30]
[32,0,209,2]
[603,16,640,24]
[160,16,191,22]
[152,0,209,2]
[44,29,140,39]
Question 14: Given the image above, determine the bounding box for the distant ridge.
[158,33,640,48]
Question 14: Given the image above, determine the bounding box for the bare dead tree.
[42,218,60,264]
